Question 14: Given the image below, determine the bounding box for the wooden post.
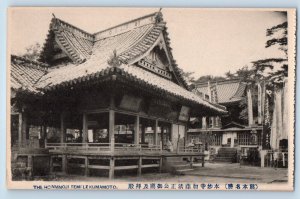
[202,156,205,167]
[202,117,207,129]
[20,112,28,148]
[82,113,88,143]
[60,112,66,143]
[138,156,142,176]
[160,141,163,153]
[159,157,163,173]
[49,156,53,173]
[190,156,193,168]
[161,126,164,150]
[61,155,67,174]
[18,113,23,148]
[247,89,254,126]
[154,120,158,146]
[109,110,115,143]
[169,123,173,143]
[141,125,145,144]
[85,156,89,176]
[27,155,33,175]
[134,115,140,145]
[110,137,115,154]
[109,157,115,179]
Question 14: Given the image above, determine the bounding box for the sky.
[9,8,287,79]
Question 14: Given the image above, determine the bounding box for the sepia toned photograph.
[6,7,296,190]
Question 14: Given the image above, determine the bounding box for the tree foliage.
[252,21,288,85]
[21,42,42,61]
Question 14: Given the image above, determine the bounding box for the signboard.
[178,106,190,122]
[119,94,142,112]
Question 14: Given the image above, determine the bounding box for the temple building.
[187,79,263,164]
[10,11,227,179]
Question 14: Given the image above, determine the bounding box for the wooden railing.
[45,142,204,154]
[177,146,204,153]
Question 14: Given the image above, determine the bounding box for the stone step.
[176,168,194,173]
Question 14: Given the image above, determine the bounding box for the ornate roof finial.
[155,8,163,23]
[107,49,121,67]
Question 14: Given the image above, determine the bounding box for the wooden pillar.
[211,117,216,128]
[60,112,66,143]
[189,156,193,168]
[109,157,115,179]
[159,157,163,173]
[247,89,254,126]
[110,137,115,154]
[154,120,158,145]
[202,156,205,167]
[161,126,164,150]
[141,125,146,144]
[84,156,89,176]
[138,156,142,176]
[18,113,23,148]
[109,110,115,143]
[82,113,88,143]
[18,112,28,148]
[169,123,173,142]
[61,155,67,174]
[134,115,140,145]
[202,117,207,129]
[27,155,33,177]
[49,156,54,173]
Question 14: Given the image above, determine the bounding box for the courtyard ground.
[51,162,288,184]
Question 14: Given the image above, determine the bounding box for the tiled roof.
[38,12,188,89]
[10,55,47,93]
[36,22,158,88]
[11,11,227,114]
[195,79,247,104]
[120,64,226,113]
[41,17,94,64]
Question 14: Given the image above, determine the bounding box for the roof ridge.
[93,12,161,40]
[195,78,244,87]
[51,17,94,41]
[93,12,158,36]
[11,55,48,72]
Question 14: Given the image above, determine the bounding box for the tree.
[20,42,42,61]
[194,75,226,84]
[177,68,196,86]
[252,21,288,85]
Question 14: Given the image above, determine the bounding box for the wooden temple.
[10,11,227,179]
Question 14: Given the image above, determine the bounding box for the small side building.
[188,79,263,164]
